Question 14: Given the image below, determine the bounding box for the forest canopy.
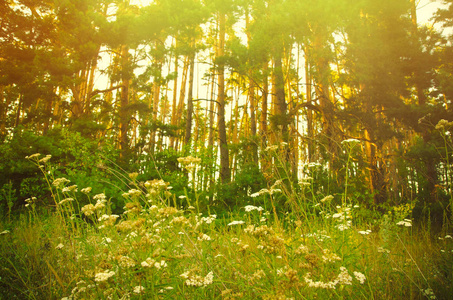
[1,0,453,216]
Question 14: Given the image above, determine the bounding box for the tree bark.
[217,12,231,184]
[184,51,195,146]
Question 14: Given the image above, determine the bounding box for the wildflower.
[304,273,336,289]
[26,153,41,160]
[250,188,270,197]
[422,288,436,300]
[81,187,92,194]
[435,119,451,130]
[445,235,452,239]
[336,267,353,285]
[81,204,96,216]
[320,195,334,203]
[396,219,412,227]
[154,260,167,269]
[201,215,217,224]
[244,205,264,212]
[353,271,366,284]
[58,198,74,205]
[322,249,341,262]
[55,243,64,250]
[378,247,390,254]
[181,271,214,287]
[94,270,115,282]
[93,193,107,202]
[133,285,145,294]
[102,237,112,244]
[265,145,279,151]
[52,178,70,188]
[141,258,155,268]
[118,255,136,268]
[341,138,360,144]
[0,230,10,235]
[129,172,139,181]
[358,230,372,235]
[98,214,118,226]
[179,195,187,199]
[122,189,142,198]
[228,220,245,226]
[198,234,212,241]
[177,156,202,165]
[38,154,51,164]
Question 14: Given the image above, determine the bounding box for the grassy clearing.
[0,156,452,299]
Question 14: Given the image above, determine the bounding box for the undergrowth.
[0,153,452,299]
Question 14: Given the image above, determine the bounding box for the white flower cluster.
[200,214,217,224]
[305,267,364,289]
[177,156,202,172]
[38,154,52,164]
[94,270,115,282]
[133,285,145,294]
[52,178,70,188]
[122,189,142,199]
[81,199,105,216]
[62,185,78,193]
[250,180,282,197]
[396,219,412,227]
[141,258,167,269]
[341,138,360,145]
[228,220,245,226]
[180,271,214,287]
[58,198,74,205]
[198,234,212,241]
[244,205,264,212]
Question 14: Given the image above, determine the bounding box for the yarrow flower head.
[396,219,412,227]
[177,156,202,172]
[81,187,92,194]
[133,285,145,294]
[94,270,115,282]
[52,178,70,188]
[122,189,142,198]
[38,155,51,164]
[435,119,453,130]
[228,220,245,226]
[341,138,360,144]
[62,185,78,193]
[180,270,214,287]
[320,195,334,203]
[25,153,41,160]
[353,271,366,284]
[81,204,96,216]
[244,205,264,212]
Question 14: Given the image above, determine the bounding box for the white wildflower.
[198,234,212,241]
[133,285,145,294]
[228,220,245,226]
[396,219,412,227]
[94,270,115,282]
[244,205,264,212]
[341,138,360,144]
[358,230,372,235]
[58,198,74,205]
[62,185,78,193]
[353,271,366,284]
[52,178,70,188]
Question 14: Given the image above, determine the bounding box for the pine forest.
[0,0,453,299]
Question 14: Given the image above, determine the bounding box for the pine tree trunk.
[184,51,195,146]
[217,12,231,184]
[119,44,130,159]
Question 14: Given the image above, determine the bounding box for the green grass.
[0,156,452,299]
